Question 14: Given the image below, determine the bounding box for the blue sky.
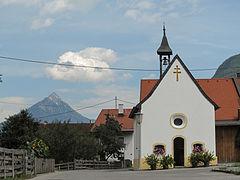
[0,0,239,122]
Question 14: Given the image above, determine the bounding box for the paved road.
[32,167,239,180]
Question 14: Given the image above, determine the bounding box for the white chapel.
[129,26,218,169]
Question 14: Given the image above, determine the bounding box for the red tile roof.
[140,78,240,121]
[140,79,158,101]
[92,109,133,131]
[197,78,240,120]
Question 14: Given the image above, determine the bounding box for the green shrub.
[189,152,201,168]
[160,154,174,169]
[145,154,159,170]
[189,150,215,167]
[124,159,132,168]
[200,151,215,167]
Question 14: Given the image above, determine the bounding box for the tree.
[37,120,99,163]
[93,114,124,160]
[74,135,100,160]
[0,109,40,149]
[37,120,75,163]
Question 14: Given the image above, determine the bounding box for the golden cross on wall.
[173,65,181,81]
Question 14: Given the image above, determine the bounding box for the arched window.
[153,143,166,155]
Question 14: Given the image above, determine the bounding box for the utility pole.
[115,96,117,109]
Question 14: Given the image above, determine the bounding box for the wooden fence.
[35,158,55,174]
[56,160,122,170]
[0,147,55,179]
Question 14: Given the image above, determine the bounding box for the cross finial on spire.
[163,22,166,36]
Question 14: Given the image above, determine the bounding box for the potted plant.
[189,152,201,168]
[145,154,159,170]
[200,150,215,167]
[189,146,204,168]
[160,154,174,169]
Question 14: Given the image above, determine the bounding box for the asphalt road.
[32,167,239,180]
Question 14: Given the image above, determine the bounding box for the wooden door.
[174,137,184,166]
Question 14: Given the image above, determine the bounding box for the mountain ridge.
[212,54,240,78]
[28,92,92,123]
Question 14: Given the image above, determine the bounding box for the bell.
[163,57,168,65]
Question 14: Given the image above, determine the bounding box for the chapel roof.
[91,109,133,131]
[139,78,240,121]
[197,78,240,120]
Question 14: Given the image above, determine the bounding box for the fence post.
[3,149,6,179]
[23,151,28,175]
[73,159,76,170]
[12,150,15,178]
[34,157,37,175]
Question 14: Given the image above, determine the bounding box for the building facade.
[130,55,218,169]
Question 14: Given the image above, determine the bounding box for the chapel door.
[173,137,184,166]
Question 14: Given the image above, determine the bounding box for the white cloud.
[0,0,101,29]
[0,0,42,6]
[124,0,200,23]
[0,0,100,11]
[0,97,33,123]
[125,9,139,20]
[79,47,117,63]
[40,0,70,15]
[45,47,117,82]
[30,18,54,30]
[136,1,154,9]
[123,1,162,23]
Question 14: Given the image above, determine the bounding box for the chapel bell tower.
[157,25,172,78]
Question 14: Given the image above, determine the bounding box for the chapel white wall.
[140,58,216,158]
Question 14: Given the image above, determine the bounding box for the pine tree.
[0,109,39,149]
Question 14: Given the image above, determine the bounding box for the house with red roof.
[93,27,240,169]
[92,107,134,161]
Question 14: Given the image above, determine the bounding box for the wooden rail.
[35,158,55,174]
[0,147,55,179]
[55,160,122,170]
